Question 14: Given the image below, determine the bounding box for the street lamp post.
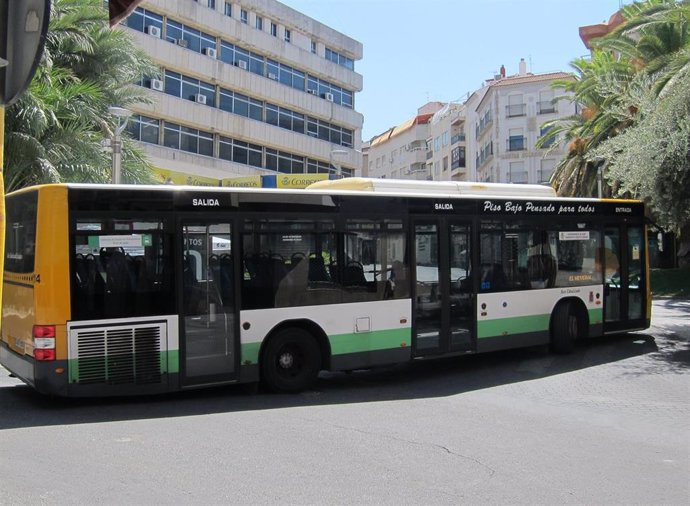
[108,106,132,184]
[329,149,348,178]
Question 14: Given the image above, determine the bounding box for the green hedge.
[650,268,690,298]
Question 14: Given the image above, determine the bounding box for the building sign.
[222,176,262,188]
[153,167,220,186]
[273,174,330,189]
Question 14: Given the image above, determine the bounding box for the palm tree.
[540,0,690,198]
[538,51,636,197]
[3,0,158,192]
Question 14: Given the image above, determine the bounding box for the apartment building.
[121,0,363,185]
[467,60,574,185]
[425,101,468,181]
[366,60,573,185]
[366,102,443,180]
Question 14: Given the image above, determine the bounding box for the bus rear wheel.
[261,328,321,393]
[551,302,580,354]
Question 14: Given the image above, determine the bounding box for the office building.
[121,0,363,185]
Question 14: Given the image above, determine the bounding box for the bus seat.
[308,256,330,282]
[342,262,367,287]
[528,253,557,288]
[275,256,309,307]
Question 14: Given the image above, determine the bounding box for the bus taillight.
[33,325,56,361]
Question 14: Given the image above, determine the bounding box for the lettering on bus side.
[192,198,220,207]
[434,202,454,211]
[482,200,598,216]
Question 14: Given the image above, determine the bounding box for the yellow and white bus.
[1,179,650,396]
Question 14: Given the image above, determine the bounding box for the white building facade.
[367,102,443,180]
[467,60,574,185]
[365,60,574,186]
[121,0,363,184]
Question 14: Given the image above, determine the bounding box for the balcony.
[507,136,526,152]
[451,133,465,145]
[506,103,526,118]
[537,101,556,114]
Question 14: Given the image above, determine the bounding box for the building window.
[540,126,556,148]
[124,7,163,35]
[219,136,263,168]
[325,47,354,70]
[126,115,160,145]
[443,156,448,171]
[201,0,216,9]
[163,122,213,157]
[240,9,248,24]
[311,40,317,54]
[442,131,449,147]
[509,161,527,183]
[165,19,215,55]
[284,28,291,43]
[224,2,231,17]
[506,94,526,117]
[507,135,525,151]
[255,15,263,30]
[538,90,556,114]
[451,146,465,169]
[266,149,304,173]
[539,159,556,183]
[270,22,277,36]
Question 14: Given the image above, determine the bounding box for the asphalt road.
[1,299,688,505]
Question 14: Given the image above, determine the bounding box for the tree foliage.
[3,0,159,192]
[542,0,690,234]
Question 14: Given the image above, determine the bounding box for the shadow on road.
[0,331,662,430]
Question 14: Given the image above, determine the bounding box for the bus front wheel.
[551,302,580,354]
[261,328,322,393]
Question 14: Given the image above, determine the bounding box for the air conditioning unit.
[237,60,248,70]
[203,47,217,59]
[324,92,334,102]
[145,25,161,38]
[150,79,164,91]
[176,38,188,48]
[307,89,317,95]
[194,93,207,105]
[268,72,278,80]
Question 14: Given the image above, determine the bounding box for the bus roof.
[306,177,557,198]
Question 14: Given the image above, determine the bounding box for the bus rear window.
[5,191,38,273]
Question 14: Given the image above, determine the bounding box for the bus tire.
[261,328,321,393]
[551,301,579,354]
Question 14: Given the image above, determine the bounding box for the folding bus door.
[178,219,238,384]
[412,219,473,355]
[603,224,646,332]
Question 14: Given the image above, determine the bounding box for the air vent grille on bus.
[72,323,163,385]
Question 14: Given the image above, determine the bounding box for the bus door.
[603,224,646,331]
[412,219,473,355]
[178,219,237,384]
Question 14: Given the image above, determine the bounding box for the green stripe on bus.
[330,328,410,355]
[478,307,605,339]
[478,314,550,339]
[240,328,410,364]
[588,307,603,324]
[241,342,262,364]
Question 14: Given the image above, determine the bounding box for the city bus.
[0,178,650,397]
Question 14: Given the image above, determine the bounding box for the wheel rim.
[275,343,305,379]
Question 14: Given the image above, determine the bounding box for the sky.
[279,0,627,141]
